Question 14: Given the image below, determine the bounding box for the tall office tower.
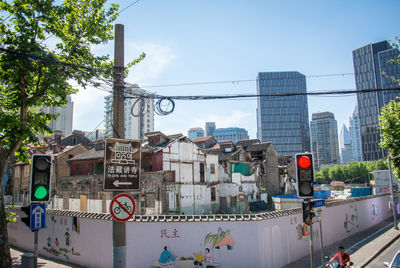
[349,105,362,162]
[188,127,205,140]
[339,124,353,164]
[213,127,249,144]
[42,95,73,136]
[205,122,216,137]
[310,112,340,169]
[104,85,154,139]
[256,72,310,156]
[353,41,400,161]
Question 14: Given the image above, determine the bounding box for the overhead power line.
[119,0,142,13]
[125,87,400,100]
[140,72,359,88]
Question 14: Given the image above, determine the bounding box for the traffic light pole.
[112,24,126,268]
[34,230,38,268]
[388,156,399,230]
[306,198,315,268]
[318,210,325,267]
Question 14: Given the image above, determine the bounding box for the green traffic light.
[34,186,48,199]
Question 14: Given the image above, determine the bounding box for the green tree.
[379,38,400,179]
[379,97,400,178]
[0,1,143,266]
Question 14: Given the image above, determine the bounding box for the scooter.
[324,256,354,268]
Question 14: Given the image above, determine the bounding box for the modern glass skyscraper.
[310,112,340,169]
[188,127,204,140]
[353,41,400,161]
[339,124,353,164]
[349,105,362,162]
[256,71,310,156]
[205,122,216,137]
[213,127,249,144]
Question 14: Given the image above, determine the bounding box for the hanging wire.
[130,97,148,117]
[155,97,175,115]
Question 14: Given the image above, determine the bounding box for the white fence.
[8,194,391,268]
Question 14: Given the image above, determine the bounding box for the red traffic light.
[298,156,311,169]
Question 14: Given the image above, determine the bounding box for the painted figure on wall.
[203,248,213,264]
[55,238,59,247]
[159,246,176,265]
[65,228,71,246]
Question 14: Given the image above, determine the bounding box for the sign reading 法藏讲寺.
[104,138,141,191]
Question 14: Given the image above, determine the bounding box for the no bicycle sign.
[110,194,136,222]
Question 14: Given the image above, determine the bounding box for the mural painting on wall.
[344,204,359,233]
[152,227,235,268]
[371,202,381,222]
[43,216,81,259]
[294,216,320,241]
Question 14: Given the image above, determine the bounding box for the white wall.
[8,212,112,268]
[8,195,391,268]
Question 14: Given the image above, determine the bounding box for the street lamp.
[388,155,400,230]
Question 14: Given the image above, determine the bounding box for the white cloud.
[125,42,175,83]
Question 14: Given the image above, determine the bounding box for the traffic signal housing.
[302,201,315,225]
[30,154,52,202]
[21,206,31,228]
[296,153,314,198]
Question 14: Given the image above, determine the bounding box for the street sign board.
[313,199,325,208]
[110,194,136,222]
[104,138,141,191]
[30,203,46,231]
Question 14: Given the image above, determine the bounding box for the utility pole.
[318,210,324,267]
[388,156,399,230]
[113,24,126,268]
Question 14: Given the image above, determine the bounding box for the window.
[211,187,216,202]
[230,196,237,208]
[200,163,205,183]
[210,164,215,174]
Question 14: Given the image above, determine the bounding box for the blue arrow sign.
[313,199,325,208]
[30,203,46,231]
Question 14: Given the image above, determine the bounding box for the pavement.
[368,235,400,267]
[285,218,400,268]
[10,247,82,268]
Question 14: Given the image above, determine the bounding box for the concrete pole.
[309,221,315,268]
[318,210,325,267]
[388,157,398,230]
[113,24,126,268]
[34,230,38,268]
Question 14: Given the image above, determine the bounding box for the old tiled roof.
[193,136,215,143]
[167,133,184,140]
[236,139,261,148]
[67,149,104,161]
[218,140,234,145]
[246,142,272,152]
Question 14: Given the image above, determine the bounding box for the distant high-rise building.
[256,71,310,156]
[213,127,249,144]
[188,127,204,140]
[310,112,340,169]
[84,129,106,141]
[42,95,73,136]
[349,105,362,162]
[353,40,400,161]
[205,122,216,137]
[339,124,353,164]
[104,85,154,139]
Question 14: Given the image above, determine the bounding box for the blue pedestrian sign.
[313,199,325,208]
[30,203,46,231]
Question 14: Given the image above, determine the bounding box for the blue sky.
[72,0,400,139]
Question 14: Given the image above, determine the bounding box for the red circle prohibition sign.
[110,193,135,222]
